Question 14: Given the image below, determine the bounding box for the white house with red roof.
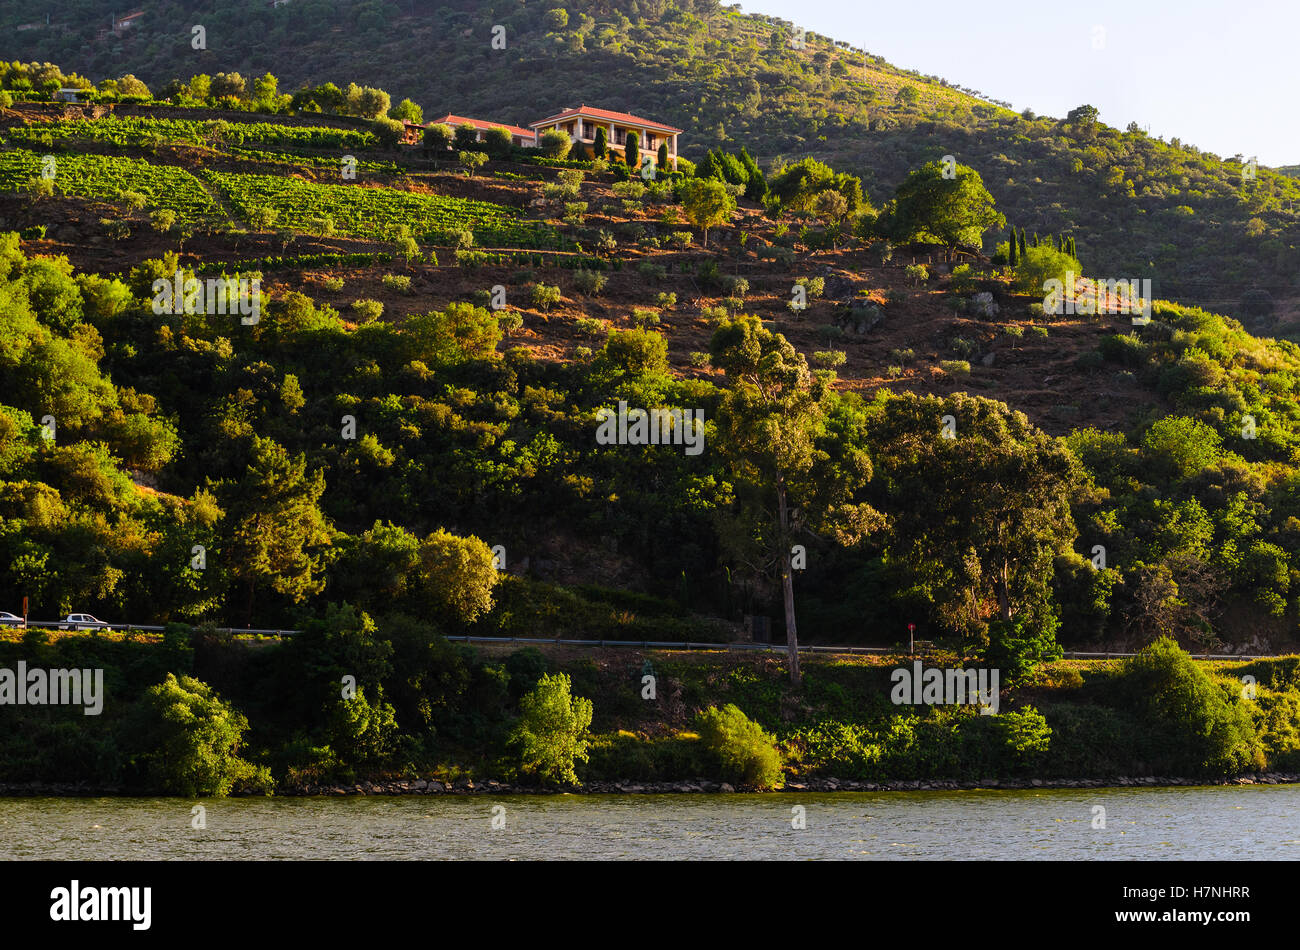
[528,105,681,169]
[425,113,535,147]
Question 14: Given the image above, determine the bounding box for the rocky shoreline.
[4,771,1300,797]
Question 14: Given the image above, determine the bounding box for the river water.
[3,785,1297,860]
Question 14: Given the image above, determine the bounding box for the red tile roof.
[529,105,682,135]
[427,114,534,139]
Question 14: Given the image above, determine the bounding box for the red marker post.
[908,622,916,656]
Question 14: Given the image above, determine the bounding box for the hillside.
[4,0,1298,328]
[3,88,1300,667]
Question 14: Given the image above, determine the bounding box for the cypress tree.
[1008,228,1019,267]
[624,130,639,168]
[657,141,669,172]
[1032,232,1040,248]
[1017,228,1027,258]
[592,126,607,159]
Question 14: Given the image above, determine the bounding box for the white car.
[63,613,110,631]
[0,611,24,628]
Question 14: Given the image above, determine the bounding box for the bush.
[939,359,971,376]
[794,276,825,298]
[695,704,784,788]
[631,308,660,329]
[1120,636,1262,774]
[321,275,345,291]
[573,268,606,295]
[612,180,646,199]
[563,202,588,227]
[540,129,572,160]
[350,298,384,323]
[530,283,563,311]
[813,350,847,367]
[509,673,594,786]
[724,276,749,298]
[638,261,667,281]
[382,274,412,294]
[125,674,272,796]
[904,263,929,285]
[656,291,677,310]
[688,350,710,368]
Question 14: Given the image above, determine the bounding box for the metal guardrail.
[8,620,299,636]
[1,625,1278,661]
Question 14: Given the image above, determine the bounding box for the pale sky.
[745,0,1298,167]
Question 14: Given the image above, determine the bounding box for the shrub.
[794,276,825,298]
[351,298,384,323]
[939,359,971,376]
[1119,636,1262,774]
[638,261,667,281]
[321,275,345,291]
[612,180,646,199]
[1028,325,1049,337]
[530,283,562,311]
[150,209,177,233]
[540,129,571,160]
[889,347,916,364]
[498,310,524,335]
[509,673,594,786]
[631,308,660,329]
[125,674,272,796]
[563,201,588,226]
[724,276,749,298]
[688,350,710,368]
[1003,324,1024,337]
[813,350,846,367]
[575,316,606,338]
[904,263,929,285]
[573,268,606,295]
[695,704,784,788]
[458,150,488,177]
[424,123,453,150]
[656,291,677,310]
[382,274,412,294]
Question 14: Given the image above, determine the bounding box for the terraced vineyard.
[204,169,563,247]
[6,116,376,150]
[0,148,217,219]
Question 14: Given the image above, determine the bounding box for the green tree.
[624,130,640,168]
[540,129,571,159]
[224,435,333,624]
[1122,636,1262,774]
[414,528,500,627]
[868,392,1081,657]
[126,674,271,796]
[388,97,422,124]
[710,316,882,684]
[424,123,454,151]
[696,704,784,788]
[679,178,737,247]
[510,673,593,786]
[657,141,669,171]
[879,160,1005,255]
[592,125,607,159]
